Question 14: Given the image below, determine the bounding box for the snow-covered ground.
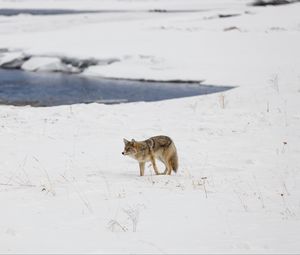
[0,0,300,253]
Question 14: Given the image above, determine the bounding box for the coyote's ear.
[131,139,136,143]
[123,138,129,145]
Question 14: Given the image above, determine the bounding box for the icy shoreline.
[0,49,118,74]
[0,49,206,83]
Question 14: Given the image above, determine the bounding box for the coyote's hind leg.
[150,156,160,175]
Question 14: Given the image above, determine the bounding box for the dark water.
[0,9,104,16]
[0,8,206,16]
[0,69,233,107]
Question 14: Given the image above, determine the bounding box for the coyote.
[122,135,178,176]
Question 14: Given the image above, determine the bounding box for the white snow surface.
[0,0,300,253]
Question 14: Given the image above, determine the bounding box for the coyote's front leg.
[139,162,145,176]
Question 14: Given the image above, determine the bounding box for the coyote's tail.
[170,146,178,173]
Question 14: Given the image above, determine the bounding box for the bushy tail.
[170,148,178,173]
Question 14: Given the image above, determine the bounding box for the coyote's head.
[122,138,137,157]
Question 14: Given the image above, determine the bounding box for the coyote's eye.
[124,144,137,155]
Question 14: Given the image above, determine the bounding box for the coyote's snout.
[122,135,178,176]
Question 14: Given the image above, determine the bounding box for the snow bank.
[0,0,300,253]
[22,56,72,72]
[0,51,26,68]
[84,56,205,82]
